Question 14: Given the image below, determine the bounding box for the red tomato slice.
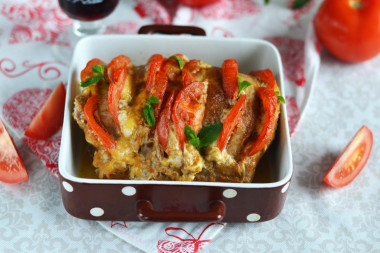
[80,58,106,82]
[162,54,185,81]
[217,94,246,152]
[146,58,164,93]
[151,69,168,119]
[147,54,164,64]
[157,91,176,151]
[107,55,132,129]
[24,82,66,140]
[222,59,239,99]
[182,59,201,87]
[172,81,206,151]
[324,126,373,188]
[84,95,116,151]
[250,69,276,89]
[246,87,277,155]
[0,119,28,184]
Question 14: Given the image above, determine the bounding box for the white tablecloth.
[1,0,379,252]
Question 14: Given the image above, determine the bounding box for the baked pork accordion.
[73,54,281,183]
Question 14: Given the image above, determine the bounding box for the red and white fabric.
[0,0,321,252]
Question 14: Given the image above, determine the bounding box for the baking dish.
[58,33,293,222]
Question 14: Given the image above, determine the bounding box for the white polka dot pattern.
[121,186,136,196]
[90,207,104,217]
[223,189,237,198]
[62,181,73,192]
[247,213,261,222]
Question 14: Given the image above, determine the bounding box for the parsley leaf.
[238,76,253,95]
[276,91,286,104]
[144,96,159,127]
[79,75,103,87]
[184,126,200,147]
[198,123,223,148]
[79,64,105,87]
[169,55,184,70]
[185,123,223,148]
[92,64,105,75]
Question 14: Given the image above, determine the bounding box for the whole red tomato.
[314,0,380,62]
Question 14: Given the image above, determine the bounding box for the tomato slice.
[80,58,106,82]
[151,69,168,118]
[250,69,276,89]
[217,94,246,152]
[222,59,239,100]
[163,54,185,81]
[171,81,206,151]
[84,95,116,151]
[146,55,169,119]
[182,59,201,87]
[146,57,164,93]
[107,55,132,129]
[246,87,277,155]
[147,54,164,64]
[324,126,373,188]
[24,82,66,139]
[157,91,176,151]
[0,119,28,184]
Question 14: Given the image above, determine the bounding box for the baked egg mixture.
[73,54,282,183]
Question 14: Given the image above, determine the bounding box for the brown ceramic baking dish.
[58,28,293,222]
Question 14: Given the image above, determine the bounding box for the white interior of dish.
[59,34,293,188]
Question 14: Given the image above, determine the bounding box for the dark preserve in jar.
[58,0,120,21]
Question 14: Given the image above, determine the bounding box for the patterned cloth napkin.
[0,0,321,252]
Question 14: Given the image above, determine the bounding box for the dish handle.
[138,24,206,36]
[136,200,225,222]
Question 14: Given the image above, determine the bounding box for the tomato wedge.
[157,91,176,151]
[250,69,276,89]
[80,58,105,82]
[246,87,277,155]
[217,94,246,152]
[0,119,28,184]
[84,95,116,151]
[172,81,206,151]
[324,126,373,188]
[182,59,201,87]
[222,59,239,99]
[25,82,66,139]
[107,55,132,129]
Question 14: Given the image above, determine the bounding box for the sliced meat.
[226,74,261,157]
[202,67,227,126]
[97,80,120,139]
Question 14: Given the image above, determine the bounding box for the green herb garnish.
[185,123,223,148]
[185,126,200,147]
[238,75,253,95]
[80,65,105,87]
[169,55,184,70]
[276,91,286,104]
[144,96,159,127]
